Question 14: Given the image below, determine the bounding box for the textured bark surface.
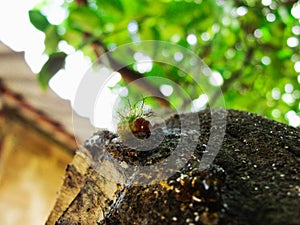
[47,109,300,225]
[45,152,90,225]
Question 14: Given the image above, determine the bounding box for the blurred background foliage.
[29,0,300,126]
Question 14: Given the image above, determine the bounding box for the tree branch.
[92,40,170,107]
[76,0,88,6]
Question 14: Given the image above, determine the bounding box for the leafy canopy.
[29,0,300,126]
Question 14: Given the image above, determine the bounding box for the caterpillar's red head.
[130,117,151,139]
[117,98,152,141]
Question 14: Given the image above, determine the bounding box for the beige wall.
[0,112,73,225]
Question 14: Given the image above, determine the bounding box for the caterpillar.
[117,98,152,141]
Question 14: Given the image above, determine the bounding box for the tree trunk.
[47,109,300,225]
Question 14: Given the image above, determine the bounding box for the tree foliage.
[29,0,300,126]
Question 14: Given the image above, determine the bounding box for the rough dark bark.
[48,109,300,225]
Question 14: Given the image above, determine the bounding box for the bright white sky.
[0,0,121,130]
[0,0,88,101]
[0,0,46,69]
[0,0,299,127]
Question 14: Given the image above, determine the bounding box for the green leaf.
[69,7,102,35]
[96,0,124,14]
[44,26,60,54]
[278,6,292,24]
[38,52,67,90]
[63,30,82,48]
[106,0,124,13]
[29,10,50,31]
[277,48,293,60]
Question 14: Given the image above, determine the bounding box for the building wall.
[0,111,73,225]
